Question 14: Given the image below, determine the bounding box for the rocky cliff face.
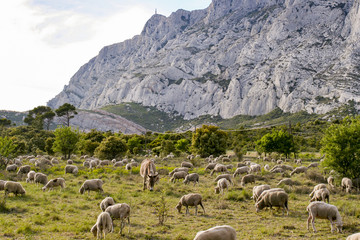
[48,0,360,120]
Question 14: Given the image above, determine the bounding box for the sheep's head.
[335,220,343,233]
[79,186,85,194]
[214,187,220,194]
[175,203,182,213]
[90,224,97,237]
[42,186,46,192]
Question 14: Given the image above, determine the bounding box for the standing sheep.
[17,165,31,175]
[341,177,353,193]
[310,188,330,203]
[91,211,113,239]
[170,171,188,183]
[327,176,335,189]
[309,184,328,198]
[290,166,308,176]
[181,161,194,169]
[252,185,271,202]
[4,181,26,196]
[105,203,130,235]
[250,164,261,173]
[214,174,233,185]
[26,170,36,183]
[169,167,189,177]
[306,201,343,233]
[240,174,255,187]
[193,225,236,240]
[176,193,205,216]
[65,165,78,174]
[215,178,231,194]
[79,179,104,195]
[347,233,360,240]
[204,163,217,172]
[210,164,229,176]
[42,178,66,191]
[100,197,116,212]
[34,172,48,185]
[277,178,296,187]
[183,173,200,186]
[233,166,250,177]
[6,164,17,172]
[255,190,289,215]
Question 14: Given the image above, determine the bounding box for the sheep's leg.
[307,215,311,231]
[186,206,189,215]
[311,218,317,233]
[328,217,334,233]
[128,216,130,234]
[200,202,205,215]
[195,205,198,216]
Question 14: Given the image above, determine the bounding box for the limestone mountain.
[48,0,360,120]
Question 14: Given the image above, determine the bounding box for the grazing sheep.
[17,165,31,175]
[205,163,217,171]
[290,166,308,176]
[308,162,319,168]
[183,173,200,186]
[67,160,73,165]
[169,167,189,176]
[353,178,360,192]
[233,166,250,177]
[51,158,59,165]
[6,164,17,172]
[42,178,66,191]
[65,165,78,174]
[113,161,124,167]
[327,176,335,188]
[91,212,113,239]
[193,225,236,240]
[277,178,296,187]
[347,233,360,240]
[255,190,289,215]
[263,157,271,162]
[130,162,138,167]
[240,174,255,187]
[170,171,188,183]
[99,160,111,166]
[214,174,233,185]
[256,188,286,203]
[210,164,229,176]
[83,161,90,168]
[26,170,36,183]
[270,167,284,173]
[34,172,48,185]
[176,193,205,215]
[4,181,26,196]
[310,188,330,203]
[79,179,104,194]
[236,162,247,168]
[105,203,130,235]
[215,178,231,194]
[252,184,271,202]
[277,160,283,165]
[249,164,261,173]
[341,177,353,193]
[100,197,116,212]
[0,180,6,191]
[270,165,293,172]
[125,163,132,171]
[309,184,328,197]
[181,161,194,169]
[306,201,343,233]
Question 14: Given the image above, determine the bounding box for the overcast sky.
[0,0,211,112]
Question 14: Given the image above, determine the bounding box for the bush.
[94,135,128,159]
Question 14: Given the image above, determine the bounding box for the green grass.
[0,155,359,239]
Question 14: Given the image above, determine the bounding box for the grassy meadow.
[1,155,360,240]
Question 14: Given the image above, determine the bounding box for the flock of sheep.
[1,153,360,239]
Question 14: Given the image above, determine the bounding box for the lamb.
[100,197,116,212]
[4,181,26,196]
[42,178,66,191]
[327,176,335,188]
[255,190,289,215]
[210,164,229,176]
[65,165,78,174]
[240,174,255,187]
[290,166,308,176]
[181,161,194,169]
[79,179,104,194]
[193,225,236,240]
[215,178,231,194]
[306,201,343,233]
[277,178,296,187]
[183,173,200,186]
[91,212,113,239]
[214,174,233,185]
[309,184,328,198]
[26,170,36,183]
[105,203,130,235]
[233,166,250,177]
[347,233,360,240]
[310,188,330,203]
[34,172,48,185]
[341,177,353,193]
[0,180,6,191]
[175,193,205,215]
[17,165,31,175]
[169,167,189,176]
[204,163,217,171]
[252,184,271,202]
[170,171,188,183]
[6,164,17,172]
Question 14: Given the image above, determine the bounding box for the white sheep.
[255,190,289,215]
[308,162,319,168]
[105,203,130,235]
[79,179,104,194]
[193,225,236,240]
[42,178,66,191]
[169,167,189,176]
[214,174,233,185]
[51,158,59,165]
[264,164,270,171]
[277,178,296,187]
[34,172,48,185]
[113,161,124,167]
[240,174,255,187]
[210,164,229,176]
[309,184,328,198]
[215,178,230,194]
[256,188,286,204]
[6,164,17,172]
[181,161,194,169]
[250,164,261,173]
[290,166,308,176]
[233,166,250,177]
[252,184,271,202]
[306,201,343,233]
[310,188,330,203]
[100,197,116,212]
[65,165,78,174]
[341,177,353,193]
[204,163,217,171]
[4,181,26,196]
[270,167,284,173]
[26,170,36,183]
[125,163,132,171]
[327,176,335,188]
[183,173,200,186]
[176,193,205,215]
[91,212,113,239]
[17,165,31,175]
[347,233,360,240]
[170,171,188,183]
